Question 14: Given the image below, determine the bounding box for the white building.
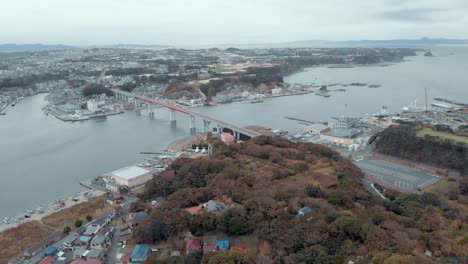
[87,99,105,112]
[271,87,283,95]
[106,166,153,188]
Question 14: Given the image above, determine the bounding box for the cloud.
[379,8,444,22]
[0,0,467,45]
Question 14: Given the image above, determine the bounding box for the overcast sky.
[1,0,467,45]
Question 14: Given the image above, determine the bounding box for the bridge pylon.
[169,110,176,127]
[203,120,211,133]
[190,115,196,134]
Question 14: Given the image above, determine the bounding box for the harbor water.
[1,46,468,218]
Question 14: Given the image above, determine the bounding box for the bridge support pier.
[148,104,154,119]
[217,125,224,135]
[203,120,211,133]
[170,110,176,127]
[189,115,196,134]
[234,131,241,140]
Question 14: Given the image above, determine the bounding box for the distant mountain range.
[0,43,71,52]
[1,38,467,51]
[285,38,468,47]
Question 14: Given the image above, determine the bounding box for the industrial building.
[303,124,330,135]
[105,166,153,188]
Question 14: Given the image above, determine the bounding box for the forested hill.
[133,136,468,263]
[373,125,468,175]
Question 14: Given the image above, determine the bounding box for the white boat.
[402,99,425,113]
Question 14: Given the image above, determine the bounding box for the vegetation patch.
[417,128,468,144]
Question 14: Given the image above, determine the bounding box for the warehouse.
[106,166,153,188]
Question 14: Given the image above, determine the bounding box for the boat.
[315,90,331,97]
[402,99,425,113]
[249,98,264,103]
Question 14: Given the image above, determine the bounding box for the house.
[230,245,249,253]
[84,248,105,261]
[43,246,58,256]
[304,124,331,135]
[185,238,202,254]
[216,240,230,250]
[184,206,203,216]
[203,244,217,252]
[200,200,226,214]
[127,211,149,229]
[78,236,92,247]
[23,231,62,258]
[90,235,109,249]
[118,252,132,264]
[37,256,54,264]
[83,225,101,236]
[70,260,103,264]
[74,247,88,259]
[61,233,80,248]
[297,207,312,216]
[221,132,235,145]
[130,244,151,263]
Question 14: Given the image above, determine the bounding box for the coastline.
[0,189,104,233]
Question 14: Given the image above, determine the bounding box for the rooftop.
[131,244,150,260]
[110,166,151,180]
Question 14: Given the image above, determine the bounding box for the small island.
[424,51,433,57]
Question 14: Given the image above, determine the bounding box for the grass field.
[0,221,53,264]
[42,195,111,229]
[417,128,468,144]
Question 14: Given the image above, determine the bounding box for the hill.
[373,124,468,175]
[132,135,468,263]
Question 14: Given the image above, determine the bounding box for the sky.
[1,0,468,46]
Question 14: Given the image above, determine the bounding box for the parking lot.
[355,159,442,191]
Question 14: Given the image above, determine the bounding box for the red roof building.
[186,238,202,254]
[203,243,217,252]
[38,257,54,264]
[230,245,249,253]
[221,132,235,145]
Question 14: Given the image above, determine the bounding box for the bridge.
[112,89,263,139]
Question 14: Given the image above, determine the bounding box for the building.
[105,182,120,193]
[90,235,109,249]
[70,260,102,264]
[200,200,226,214]
[297,206,312,216]
[320,135,354,147]
[185,238,202,254]
[106,166,153,188]
[85,248,105,261]
[221,132,235,145]
[216,240,230,250]
[304,124,330,135]
[127,211,149,230]
[130,244,151,263]
[271,87,283,95]
[86,100,104,112]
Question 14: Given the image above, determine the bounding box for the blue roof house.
[216,240,230,250]
[43,246,57,256]
[297,206,312,216]
[131,244,151,263]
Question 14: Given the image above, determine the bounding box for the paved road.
[107,225,122,264]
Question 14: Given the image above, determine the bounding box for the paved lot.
[355,159,442,191]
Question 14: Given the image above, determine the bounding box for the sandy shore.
[167,133,208,152]
[0,189,104,233]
